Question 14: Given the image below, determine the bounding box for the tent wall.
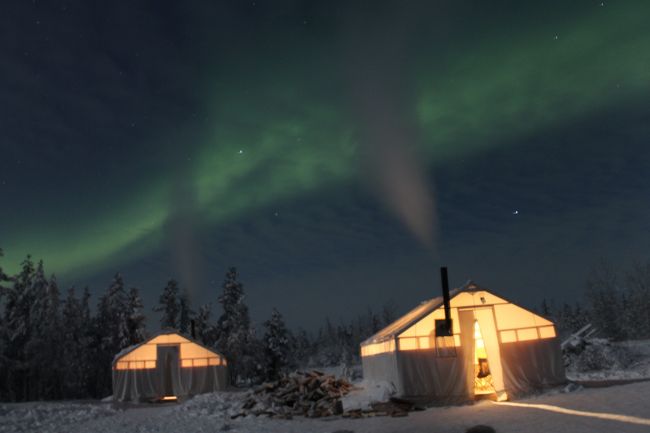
[112,365,228,402]
[179,366,229,395]
[112,369,160,402]
[396,349,470,404]
[500,337,566,397]
[361,350,401,393]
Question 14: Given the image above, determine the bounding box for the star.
[512,210,519,215]
[274,212,279,217]
[238,149,244,154]
[554,35,559,40]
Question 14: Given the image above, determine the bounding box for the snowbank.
[341,380,396,411]
[174,390,243,419]
[0,401,117,433]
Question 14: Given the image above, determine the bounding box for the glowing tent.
[360,282,565,404]
[112,330,228,402]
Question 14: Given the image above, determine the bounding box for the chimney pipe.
[440,266,452,336]
[191,319,196,339]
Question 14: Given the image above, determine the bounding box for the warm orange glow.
[517,328,539,341]
[474,321,487,360]
[361,340,396,357]
[399,308,460,337]
[539,326,556,338]
[114,360,155,370]
[161,396,177,401]
[500,330,517,343]
[180,342,218,359]
[114,332,227,369]
[494,303,552,330]
[395,334,461,352]
[361,290,559,358]
[149,334,190,345]
[117,344,156,362]
[495,401,650,426]
[451,291,509,308]
[398,337,419,351]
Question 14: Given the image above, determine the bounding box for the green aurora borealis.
[2,0,650,282]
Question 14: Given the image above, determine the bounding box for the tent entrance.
[473,320,496,396]
[157,345,180,400]
[460,307,506,400]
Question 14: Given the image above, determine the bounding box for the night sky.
[1,1,649,329]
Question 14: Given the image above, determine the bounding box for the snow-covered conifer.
[155,279,181,329]
[262,308,292,380]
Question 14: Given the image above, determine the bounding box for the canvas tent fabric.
[112,330,228,402]
[360,282,565,404]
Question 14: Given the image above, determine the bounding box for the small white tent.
[360,282,565,403]
[112,329,228,402]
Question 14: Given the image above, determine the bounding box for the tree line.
[539,259,650,341]
[0,248,396,402]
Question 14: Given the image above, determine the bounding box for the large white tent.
[112,329,228,402]
[361,282,566,403]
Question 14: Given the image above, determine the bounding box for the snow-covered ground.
[0,401,117,433]
[1,381,649,433]
[3,339,650,433]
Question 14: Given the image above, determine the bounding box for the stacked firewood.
[231,371,354,419]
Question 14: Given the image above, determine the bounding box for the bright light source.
[495,401,650,426]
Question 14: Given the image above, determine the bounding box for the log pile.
[230,371,419,419]
[231,371,354,419]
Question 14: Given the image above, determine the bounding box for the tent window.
[539,326,556,339]
[434,320,456,357]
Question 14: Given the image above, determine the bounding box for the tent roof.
[361,281,487,346]
[112,328,224,365]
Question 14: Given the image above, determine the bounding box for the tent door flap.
[157,345,180,397]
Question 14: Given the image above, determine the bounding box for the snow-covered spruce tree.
[24,260,50,400]
[179,288,193,335]
[194,303,213,344]
[585,260,626,341]
[43,274,63,399]
[624,261,650,339]
[380,301,397,327]
[215,267,260,383]
[0,247,10,291]
[3,255,35,401]
[93,273,129,397]
[154,279,181,329]
[61,287,86,398]
[292,328,314,368]
[126,287,147,346]
[78,287,94,396]
[262,308,292,380]
[28,272,63,400]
